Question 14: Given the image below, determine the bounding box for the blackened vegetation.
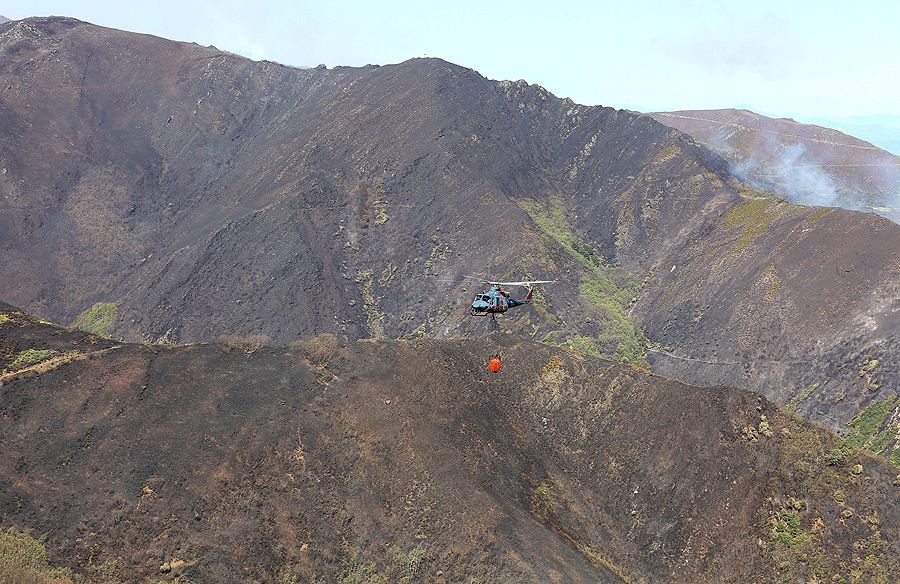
[0,18,897,434]
[0,308,897,582]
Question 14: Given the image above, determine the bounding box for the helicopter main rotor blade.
[489,280,556,286]
[452,275,556,287]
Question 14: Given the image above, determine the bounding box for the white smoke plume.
[766,142,841,207]
[706,128,899,222]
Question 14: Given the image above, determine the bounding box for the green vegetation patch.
[379,262,396,285]
[373,182,388,226]
[541,330,560,345]
[891,449,900,468]
[530,479,558,522]
[843,395,899,460]
[655,144,679,162]
[72,302,117,337]
[742,414,774,442]
[355,270,385,337]
[573,541,630,582]
[764,414,898,580]
[786,383,819,412]
[336,561,387,584]
[805,206,834,223]
[766,504,810,551]
[328,544,429,584]
[0,311,29,327]
[762,497,850,582]
[5,348,60,373]
[724,197,783,254]
[823,396,900,468]
[560,335,603,358]
[0,527,73,583]
[333,547,388,584]
[519,197,647,366]
[761,264,781,300]
[858,358,881,390]
[826,443,853,466]
[400,322,426,341]
[387,545,428,584]
[423,236,450,275]
[87,558,119,580]
[520,197,579,252]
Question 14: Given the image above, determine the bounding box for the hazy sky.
[7,0,900,119]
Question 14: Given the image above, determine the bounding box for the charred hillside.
[650,109,900,221]
[1,304,898,583]
[0,16,732,342]
[0,16,897,436]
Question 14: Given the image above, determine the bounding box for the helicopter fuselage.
[470,286,531,316]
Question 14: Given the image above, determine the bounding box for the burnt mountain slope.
[0,17,897,433]
[1,304,898,583]
[0,17,731,339]
[650,109,900,221]
[634,199,899,431]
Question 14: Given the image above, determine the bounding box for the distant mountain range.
[808,114,900,156]
[650,109,900,222]
[0,16,11,24]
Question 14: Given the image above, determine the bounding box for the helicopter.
[468,278,555,317]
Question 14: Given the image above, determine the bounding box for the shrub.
[529,480,557,521]
[826,443,852,466]
[291,334,340,365]
[217,334,270,354]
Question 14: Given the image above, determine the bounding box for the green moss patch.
[335,553,387,584]
[0,311,29,327]
[824,396,900,468]
[766,505,809,551]
[560,335,603,358]
[379,262,396,285]
[72,302,117,337]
